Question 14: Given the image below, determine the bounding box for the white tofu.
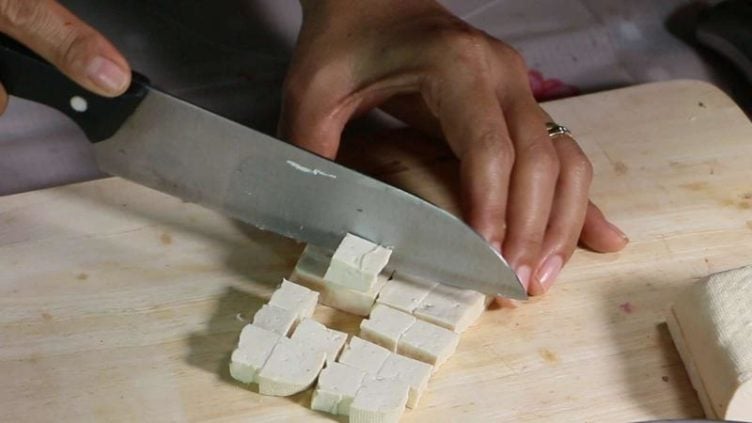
[324,233,392,292]
[338,336,391,375]
[397,319,460,369]
[269,279,319,323]
[311,362,367,416]
[289,244,333,292]
[257,338,327,397]
[291,318,348,364]
[414,283,489,333]
[323,275,387,316]
[359,304,416,352]
[252,304,297,336]
[376,274,438,314]
[349,377,409,423]
[229,325,281,384]
[377,353,433,408]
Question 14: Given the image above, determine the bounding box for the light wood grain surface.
[1,80,751,422]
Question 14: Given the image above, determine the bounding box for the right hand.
[0,0,130,114]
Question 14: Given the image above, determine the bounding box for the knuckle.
[477,126,515,165]
[438,26,491,70]
[523,139,560,175]
[566,153,594,181]
[0,0,45,31]
[57,29,98,71]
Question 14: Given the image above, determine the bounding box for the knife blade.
[0,35,526,299]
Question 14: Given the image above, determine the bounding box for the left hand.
[279,0,628,299]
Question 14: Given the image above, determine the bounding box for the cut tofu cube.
[376,273,437,314]
[257,338,327,396]
[350,377,409,423]
[359,304,416,352]
[311,362,367,416]
[397,319,460,368]
[252,304,297,336]
[324,233,392,292]
[377,353,433,408]
[291,318,348,364]
[414,283,489,333]
[269,279,319,323]
[289,244,333,292]
[323,275,387,316]
[338,336,391,375]
[229,324,281,384]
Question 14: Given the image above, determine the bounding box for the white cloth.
[0,0,745,195]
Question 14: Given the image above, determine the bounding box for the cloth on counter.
[0,0,747,195]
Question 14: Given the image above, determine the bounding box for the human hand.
[0,0,130,114]
[280,0,628,299]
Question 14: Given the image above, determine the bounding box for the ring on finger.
[545,122,572,139]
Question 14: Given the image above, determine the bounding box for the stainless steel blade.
[94,89,526,299]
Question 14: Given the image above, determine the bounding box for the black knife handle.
[0,33,149,142]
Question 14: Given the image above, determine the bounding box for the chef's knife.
[0,35,526,299]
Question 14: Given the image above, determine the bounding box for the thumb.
[0,0,131,97]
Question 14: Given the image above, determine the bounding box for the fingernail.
[495,297,519,308]
[607,221,629,242]
[491,241,502,253]
[536,255,563,289]
[86,56,129,93]
[515,265,531,291]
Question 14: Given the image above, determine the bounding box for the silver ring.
[546,122,572,138]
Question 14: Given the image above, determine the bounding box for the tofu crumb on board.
[413,282,489,333]
[359,304,416,352]
[269,279,319,323]
[251,304,298,336]
[338,336,392,375]
[397,319,460,369]
[377,353,433,408]
[291,318,348,364]
[257,337,326,397]
[376,274,438,314]
[229,324,281,384]
[349,377,410,423]
[311,362,367,416]
[324,233,392,292]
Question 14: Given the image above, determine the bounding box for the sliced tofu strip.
[257,338,327,396]
[289,244,333,292]
[376,273,437,314]
[414,282,489,333]
[349,377,410,423]
[291,318,348,364]
[323,275,387,317]
[377,353,433,408]
[252,304,297,336]
[359,304,416,352]
[269,279,319,323]
[324,233,392,292]
[229,324,281,384]
[338,336,391,375]
[311,362,367,416]
[397,319,460,369]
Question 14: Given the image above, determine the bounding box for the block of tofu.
[257,338,327,397]
[311,362,367,416]
[229,324,281,384]
[291,318,348,364]
[376,274,438,314]
[324,233,392,292]
[323,275,387,317]
[338,336,391,375]
[397,319,460,369]
[414,282,489,333]
[359,304,416,352]
[667,265,752,421]
[269,279,319,323]
[252,304,297,336]
[377,353,433,408]
[349,377,410,423]
[289,244,333,292]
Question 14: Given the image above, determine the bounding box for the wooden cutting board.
[1,80,751,422]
